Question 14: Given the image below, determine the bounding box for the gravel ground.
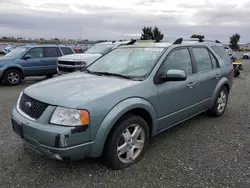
[0,57,250,188]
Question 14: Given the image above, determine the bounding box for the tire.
[243,55,249,59]
[103,114,150,170]
[234,71,240,77]
[3,69,22,86]
[208,86,229,117]
[46,74,54,78]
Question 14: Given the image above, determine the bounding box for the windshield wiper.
[83,70,144,81]
[83,69,102,76]
[96,72,134,80]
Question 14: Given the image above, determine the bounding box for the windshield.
[85,44,114,55]
[4,47,28,58]
[87,47,164,78]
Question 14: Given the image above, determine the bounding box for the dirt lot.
[0,55,250,188]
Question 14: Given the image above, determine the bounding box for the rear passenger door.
[43,47,62,75]
[191,47,221,107]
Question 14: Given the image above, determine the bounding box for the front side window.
[163,48,193,76]
[87,47,164,78]
[25,48,43,59]
[192,48,212,72]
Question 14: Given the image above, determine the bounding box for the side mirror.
[160,69,187,81]
[23,55,31,60]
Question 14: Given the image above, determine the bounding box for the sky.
[0,0,250,42]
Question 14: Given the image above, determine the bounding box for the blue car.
[0,45,75,85]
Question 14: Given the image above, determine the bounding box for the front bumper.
[11,105,92,161]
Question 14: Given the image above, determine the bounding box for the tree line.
[140,26,241,50]
[0,27,242,50]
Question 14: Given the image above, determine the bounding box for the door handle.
[187,82,196,88]
[215,73,221,79]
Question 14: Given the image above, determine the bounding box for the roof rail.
[173,38,221,44]
[127,39,137,45]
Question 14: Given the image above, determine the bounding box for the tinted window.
[44,47,58,57]
[163,48,193,76]
[192,48,212,72]
[60,47,74,55]
[57,48,62,56]
[25,48,43,59]
[211,46,231,65]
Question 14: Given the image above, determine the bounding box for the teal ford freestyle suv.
[11,38,233,169]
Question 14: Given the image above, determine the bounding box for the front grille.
[18,93,48,120]
[58,66,76,73]
[58,60,76,66]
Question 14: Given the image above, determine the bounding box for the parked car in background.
[224,46,236,62]
[12,38,233,169]
[0,45,75,85]
[57,40,136,74]
[242,52,250,59]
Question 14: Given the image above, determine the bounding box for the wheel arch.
[89,97,157,158]
[3,66,24,79]
[212,78,230,104]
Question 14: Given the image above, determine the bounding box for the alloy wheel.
[7,72,20,84]
[217,90,227,113]
[117,124,145,164]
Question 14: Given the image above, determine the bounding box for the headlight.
[50,107,90,126]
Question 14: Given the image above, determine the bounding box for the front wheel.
[3,69,22,85]
[208,86,228,117]
[103,114,150,170]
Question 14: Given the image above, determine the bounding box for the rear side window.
[192,48,212,72]
[211,46,231,66]
[44,47,58,57]
[209,52,219,68]
[60,47,74,55]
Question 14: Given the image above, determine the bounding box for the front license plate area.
[11,118,23,137]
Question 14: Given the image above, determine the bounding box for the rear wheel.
[103,114,150,170]
[3,69,22,85]
[208,86,228,117]
[46,74,54,78]
[243,55,249,59]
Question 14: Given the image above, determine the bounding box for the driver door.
[155,47,200,132]
[19,47,45,76]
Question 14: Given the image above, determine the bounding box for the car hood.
[58,53,102,65]
[24,72,139,108]
[0,57,15,65]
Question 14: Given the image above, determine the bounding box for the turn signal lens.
[80,110,90,125]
